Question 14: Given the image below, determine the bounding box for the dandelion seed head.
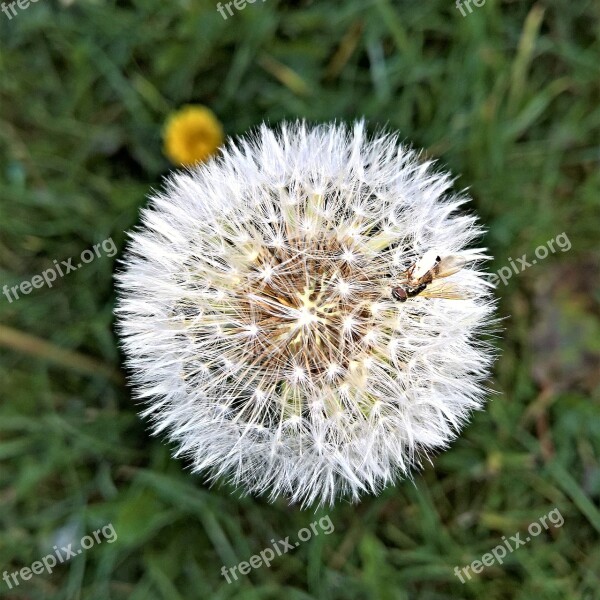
[117,120,496,507]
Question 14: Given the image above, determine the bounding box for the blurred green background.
[1,0,599,598]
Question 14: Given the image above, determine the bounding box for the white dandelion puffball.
[116,121,496,507]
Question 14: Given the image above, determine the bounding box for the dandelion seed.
[117,121,496,507]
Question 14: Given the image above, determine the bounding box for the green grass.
[1,0,599,598]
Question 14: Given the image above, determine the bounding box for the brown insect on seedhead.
[392,250,467,302]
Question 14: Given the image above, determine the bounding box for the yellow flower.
[163,105,224,167]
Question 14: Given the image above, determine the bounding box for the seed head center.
[295,287,323,328]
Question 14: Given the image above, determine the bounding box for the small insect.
[392,249,467,302]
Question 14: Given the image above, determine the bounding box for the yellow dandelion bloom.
[163,105,224,167]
